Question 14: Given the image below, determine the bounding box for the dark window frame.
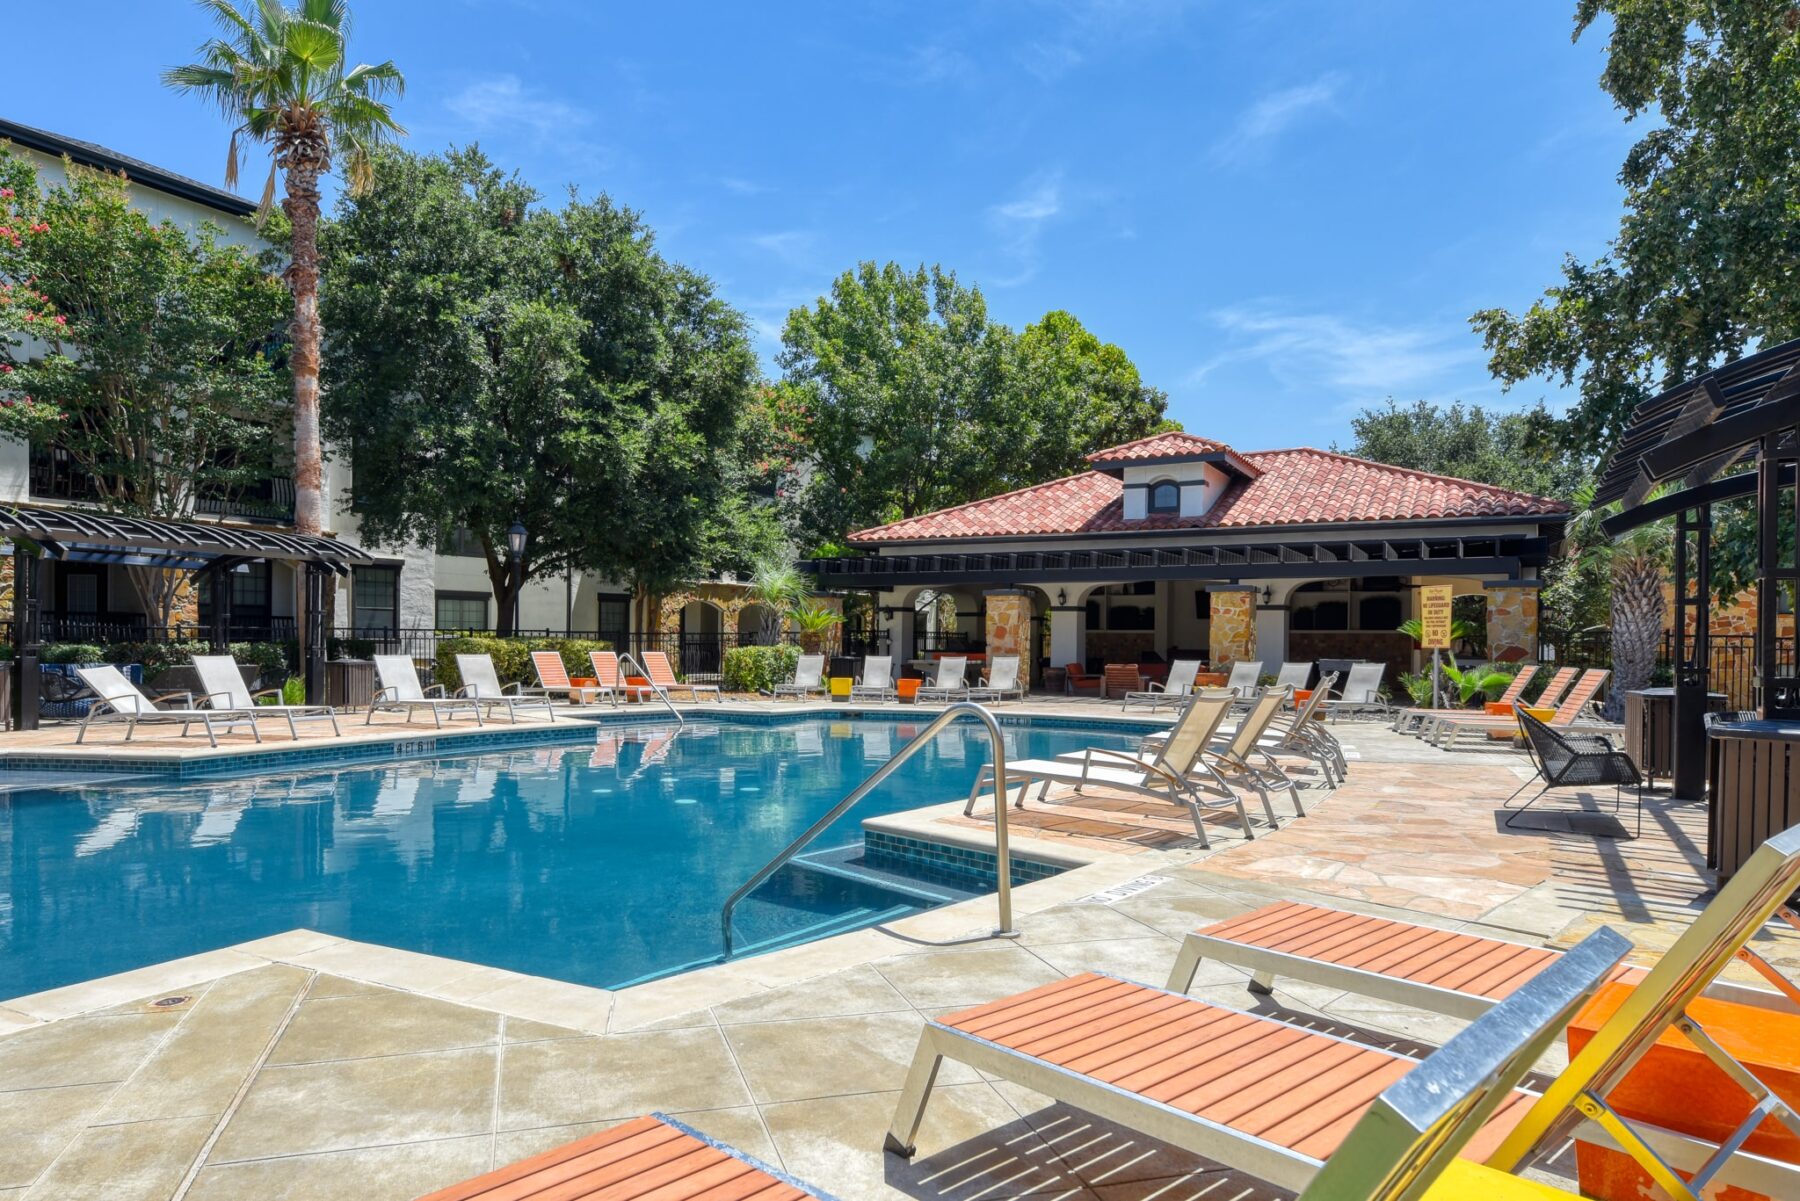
[1148,480,1180,513]
[435,590,491,631]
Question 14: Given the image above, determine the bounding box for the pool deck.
[2,710,1794,1199]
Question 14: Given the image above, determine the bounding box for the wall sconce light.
[1260,586,1273,604]
[1056,589,1067,606]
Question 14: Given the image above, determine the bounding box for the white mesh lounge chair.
[848,655,896,702]
[74,665,262,748]
[529,650,610,705]
[886,909,1633,1198]
[366,655,485,727]
[192,654,339,740]
[1322,661,1393,721]
[1121,658,1200,711]
[1274,660,1313,692]
[775,653,828,700]
[971,693,1255,845]
[640,651,722,702]
[915,655,969,704]
[455,654,558,722]
[1222,659,1264,696]
[970,654,1024,702]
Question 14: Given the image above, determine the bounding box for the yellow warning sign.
[1419,585,1454,650]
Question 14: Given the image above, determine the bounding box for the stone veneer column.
[1484,583,1539,663]
[1208,587,1256,667]
[984,589,1033,688]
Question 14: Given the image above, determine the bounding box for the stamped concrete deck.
[1,713,1791,1200]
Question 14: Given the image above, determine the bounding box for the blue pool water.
[0,716,1145,997]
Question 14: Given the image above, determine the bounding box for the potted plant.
[789,601,844,654]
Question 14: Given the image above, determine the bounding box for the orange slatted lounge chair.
[1408,663,1572,740]
[591,651,655,704]
[885,927,1632,1196]
[640,650,723,702]
[531,649,608,705]
[1101,662,1144,699]
[417,1112,840,1201]
[1429,668,1613,748]
[1396,663,1541,735]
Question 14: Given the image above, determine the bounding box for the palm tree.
[1566,482,1673,720]
[165,0,404,535]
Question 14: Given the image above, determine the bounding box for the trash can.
[327,659,376,710]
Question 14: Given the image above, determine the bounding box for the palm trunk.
[284,163,325,536]
[1607,556,1666,720]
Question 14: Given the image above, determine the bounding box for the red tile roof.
[1085,431,1234,463]
[847,444,1569,544]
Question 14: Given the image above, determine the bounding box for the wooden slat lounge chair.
[418,1112,840,1201]
[971,654,1025,702]
[848,655,897,701]
[1122,657,1201,711]
[1396,663,1543,735]
[192,654,339,740]
[885,927,1632,1197]
[366,655,485,727]
[640,650,722,702]
[455,654,558,722]
[591,651,655,704]
[969,692,1260,844]
[1101,662,1144,698]
[775,653,828,700]
[529,650,610,705]
[1430,668,1613,748]
[74,665,262,748]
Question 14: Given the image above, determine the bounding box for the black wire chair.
[1508,709,1644,838]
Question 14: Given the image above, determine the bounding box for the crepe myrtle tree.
[0,148,289,626]
[165,0,405,537]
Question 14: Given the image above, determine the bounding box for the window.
[1149,480,1180,513]
[436,528,486,559]
[353,566,400,634]
[597,594,630,648]
[435,592,489,630]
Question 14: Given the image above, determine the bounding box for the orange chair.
[1062,662,1101,694]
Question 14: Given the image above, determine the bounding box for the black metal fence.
[1543,625,1774,710]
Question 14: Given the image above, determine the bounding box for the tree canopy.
[1472,1,1800,456]
[1336,399,1589,500]
[320,147,765,626]
[778,262,1173,549]
[0,146,290,622]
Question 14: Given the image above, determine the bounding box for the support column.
[1249,583,1289,666]
[887,605,916,678]
[983,589,1033,689]
[1484,582,1539,664]
[1048,606,1084,673]
[1208,587,1257,667]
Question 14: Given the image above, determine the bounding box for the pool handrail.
[616,652,685,728]
[720,701,1013,958]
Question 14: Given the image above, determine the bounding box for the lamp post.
[505,519,527,635]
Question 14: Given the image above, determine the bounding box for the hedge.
[722,644,801,694]
[434,636,612,691]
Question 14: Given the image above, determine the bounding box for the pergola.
[1597,335,1800,799]
[1,502,375,729]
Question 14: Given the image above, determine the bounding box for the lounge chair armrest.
[423,683,448,698]
[370,686,397,705]
[151,690,196,708]
[1081,747,1151,771]
[250,687,285,701]
[503,682,525,696]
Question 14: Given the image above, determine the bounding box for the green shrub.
[434,636,612,691]
[329,635,377,660]
[42,643,108,664]
[280,676,306,705]
[722,643,801,694]
[101,639,208,676]
[229,641,291,680]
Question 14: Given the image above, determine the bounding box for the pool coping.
[0,821,1191,1039]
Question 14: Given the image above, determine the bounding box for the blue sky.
[12,1,1635,451]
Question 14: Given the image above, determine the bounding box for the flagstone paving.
[1,718,1792,1199]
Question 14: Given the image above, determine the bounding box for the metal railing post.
[720,701,1013,958]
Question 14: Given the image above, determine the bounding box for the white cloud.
[1212,72,1347,166]
[747,230,821,269]
[986,172,1065,285]
[1191,304,1489,418]
[447,75,589,139]
[719,176,769,196]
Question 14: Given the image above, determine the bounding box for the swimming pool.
[0,715,1147,997]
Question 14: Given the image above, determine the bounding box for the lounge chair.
[1061,662,1101,694]
[590,651,655,704]
[418,1112,841,1201]
[366,655,484,727]
[1222,658,1265,696]
[915,655,969,704]
[971,692,1259,845]
[848,655,896,702]
[1430,668,1613,748]
[1142,671,1346,787]
[454,654,558,722]
[1321,661,1393,721]
[1398,662,1551,735]
[1122,657,1201,711]
[639,650,722,702]
[1274,660,1313,692]
[971,653,1025,702]
[192,654,339,740]
[775,653,828,700]
[529,649,610,705]
[1101,662,1144,698]
[885,925,1632,1196]
[74,665,262,748]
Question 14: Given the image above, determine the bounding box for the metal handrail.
[617,652,685,728]
[720,701,1013,958]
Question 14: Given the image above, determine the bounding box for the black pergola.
[2,503,375,730]
[1598,335,1800,799]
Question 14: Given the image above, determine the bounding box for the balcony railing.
[28,448,296,526]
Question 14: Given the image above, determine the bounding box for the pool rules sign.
[1418,585,1454,650]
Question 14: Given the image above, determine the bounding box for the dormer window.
[1149,480,1180,513]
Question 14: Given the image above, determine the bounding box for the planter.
[897,678,923,704]
[799,634,826,654]
[828,677,853,700]
[625,675,651,701]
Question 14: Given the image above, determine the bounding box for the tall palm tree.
[165,0,404,535]
[1566,482,1673,719]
